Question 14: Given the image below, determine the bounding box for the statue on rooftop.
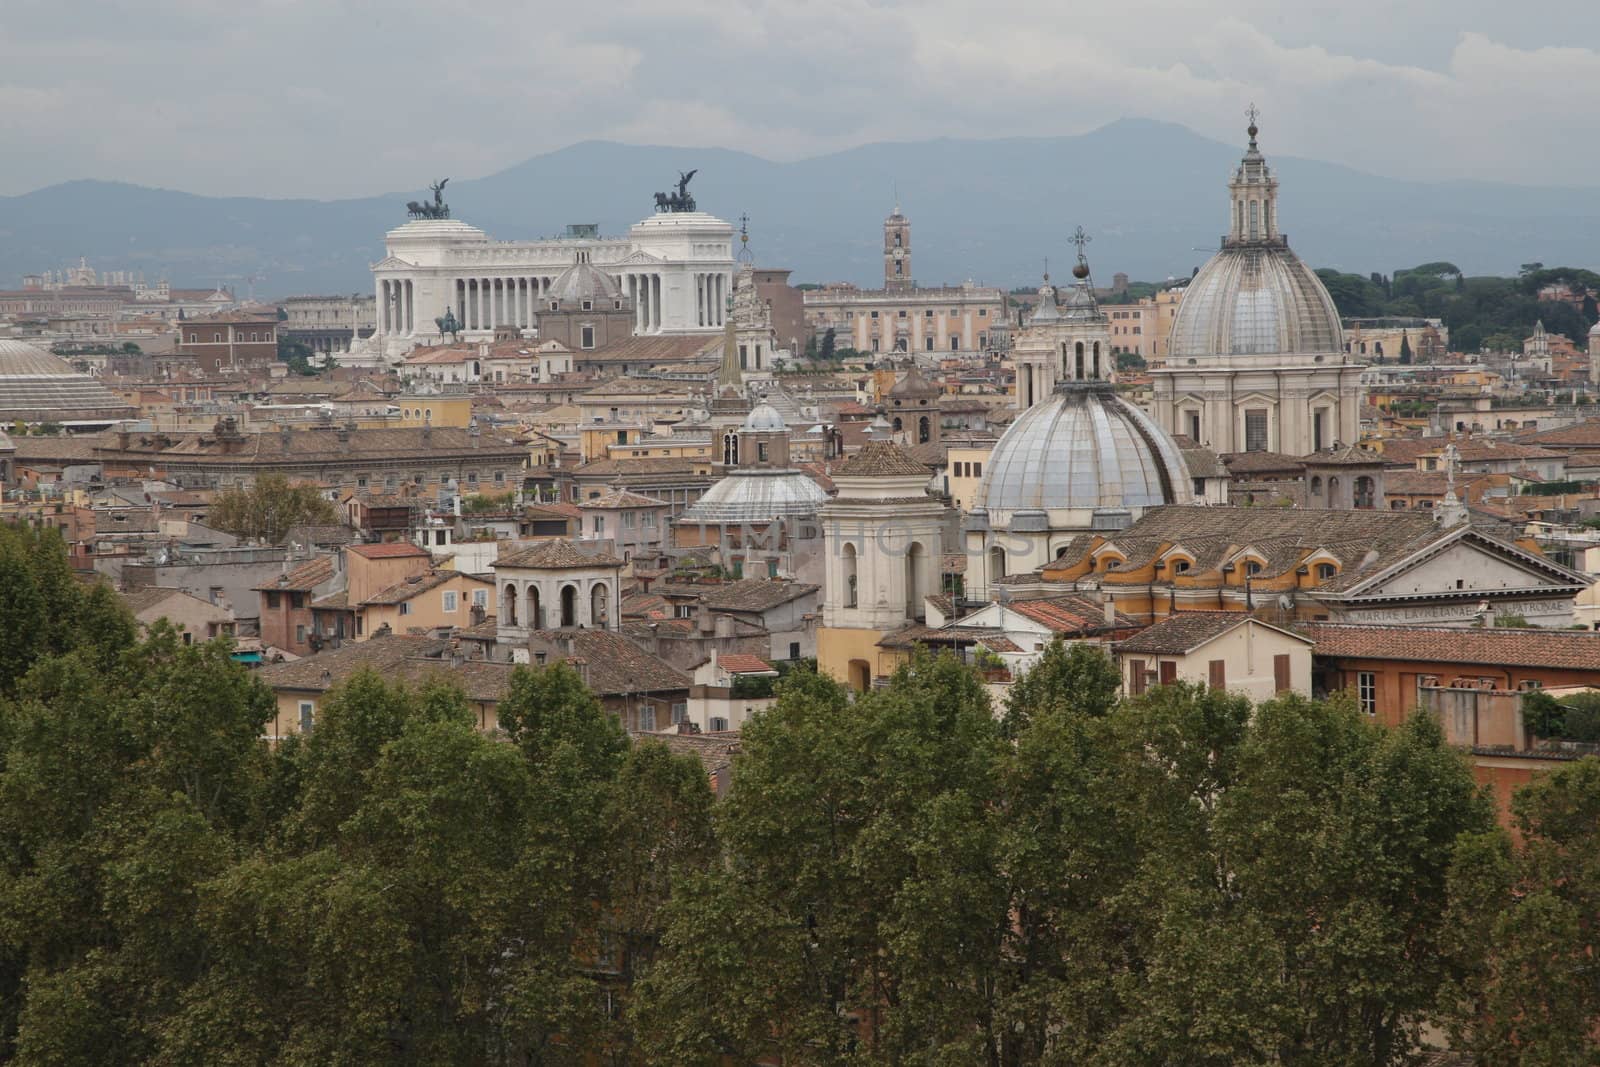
[406,178,452,220]
[652,169,698,213]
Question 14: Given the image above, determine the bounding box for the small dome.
[742,397,786,433]
[546,261,622,305]
[1167,245,1343,359]
[975,383,1192,514]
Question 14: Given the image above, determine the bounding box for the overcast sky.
[4,0,1599,198]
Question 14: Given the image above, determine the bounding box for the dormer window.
[1315,563,1337,581]
[581,300,592,311]
[1245,560,1263,577]
[1171,559,1190,574]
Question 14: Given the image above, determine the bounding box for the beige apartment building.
[1106,287,1184,365]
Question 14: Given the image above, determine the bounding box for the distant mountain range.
[3,120,1597,298]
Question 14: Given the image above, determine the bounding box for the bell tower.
[884,201,911,291]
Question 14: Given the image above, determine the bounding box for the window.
[671,702,688,725]
[1129,658,1147,696]
[638,705,656,731]
[466,471,478,486]
[435,530,448,545]
[266,591,281,610]
[1274,654,1292,693]
[1158,660,1177,685]
[581,325,595,349]
[1208,659,1226,690]
[295,624,306,645]
[1357,671,1377,715]
[1171,559,1190,574]
[298,701,315,734]
[924,309,933,317]
[898,309,907,318]
[581,299,593,311]
[1245,560,1262,577]
[1244,409,1269,452]
[710,716,729,732]
[1316,563,1337,581]
[399,602,412,616]
[642,512,656,528]
[443,591,458,612]
[789,641,800,660]
[870,311,879,319]
[1192,478,1205,497]
[674,604,693,619]
[472,589,487,608]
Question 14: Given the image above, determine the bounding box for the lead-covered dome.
[974,382,1191,514]
[679,468,829,522]
[1167,118,1343,361]
[1167,245,1343,358]
[0,339,136,423]
[547,261,623,305]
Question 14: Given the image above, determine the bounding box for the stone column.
[375,279,386,336]
[405,280,414,334]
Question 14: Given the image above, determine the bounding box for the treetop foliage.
[208,473,339,544]
[0,528,1595,1063]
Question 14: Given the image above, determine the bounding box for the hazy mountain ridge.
[2,120,1596,296]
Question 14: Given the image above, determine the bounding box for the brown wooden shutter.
[1208,659,1226,690]
[1129,659,1146,696]
[1159,660,1177,686]
[1274,654,1291,693]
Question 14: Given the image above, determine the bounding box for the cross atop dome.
[1246,103,1260,146]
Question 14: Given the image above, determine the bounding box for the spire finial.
[1070,226,1092,280]
[737,212,753,264]
[1246,103,1260,146]
[1043,256,1049,283]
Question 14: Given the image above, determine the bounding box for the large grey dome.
[680,468,829,523]
[975,383,1191,513]
[1166,245,1343,359]
[0,339,135,423]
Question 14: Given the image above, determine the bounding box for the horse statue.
[651,170,699,213]
[435,307,461,340]
[405,179,452,220]
[406,200,427,219]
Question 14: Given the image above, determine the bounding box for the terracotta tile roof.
[1117,612,1307,655]
[348,542,429,560]
[255,555,334,592]
[1303,622,1600,670]
[1009,594,1134,633]
[578,335,720,364]
[976,635,1023,653]
[1301,443,1386,467]
[1517,418,1600,450]
[683,579,818,613]
[494,539,623,569]
[833,441,931,478]
[1219,450,1305,476]
[360,570,489,606]
[528,628,690,694]
[151,426,527,464]
[717,653,776,674]
[257,634,448,690]
[645,733,741,775]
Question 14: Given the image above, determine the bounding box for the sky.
[3,0,1600,198]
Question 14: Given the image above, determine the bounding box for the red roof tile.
[718,653,776,675]
[347,542,430,559]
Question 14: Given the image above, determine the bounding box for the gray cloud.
[2,0,1599,196]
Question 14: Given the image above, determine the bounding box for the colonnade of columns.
[625,273,662,334]
[377,279,414,336]
[452,276,561,332]
[693,272,727,329]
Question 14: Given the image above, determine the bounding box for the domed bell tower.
[1011,228,1112,410]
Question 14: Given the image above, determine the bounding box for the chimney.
[280,425,292,454]
[422,413,432,447]
[1103,595,1117,628]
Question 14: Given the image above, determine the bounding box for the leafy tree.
[1443,758,1600,1064]
[208,473,337,544]
[820,326,836,361]
[1398,331,1412,364]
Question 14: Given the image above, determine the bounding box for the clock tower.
[884,202,911,291]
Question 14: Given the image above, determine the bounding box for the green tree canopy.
[207,473,338,544]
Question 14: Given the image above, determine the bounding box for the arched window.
[842,543,858,608]
[503,584,519,627]
[528,586,542,629]
[1074,341,1085,380]
[722,431,739,465]
[591,583,609,627]
[988,545,1006,586]
[1092,341,1101,379]
[892,417,903,433]
[1310,475,1323,495]
[560,584,578,628]
[1244,560,1263,577]
[917,416,930,444]
[1315,563,1337,581]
